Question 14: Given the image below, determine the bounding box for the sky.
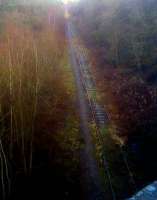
[32,0,79,4]
[62,0,79,4]
[15,0,79,5]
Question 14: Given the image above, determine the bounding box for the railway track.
[68,21,117,200]
[68,20,139,200]
[67,21,106,200]
[76,44,116,200]
[67,19,141,200]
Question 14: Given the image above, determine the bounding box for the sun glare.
[62,0,78,4]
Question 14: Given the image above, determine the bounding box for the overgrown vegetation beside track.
[70,0,157,198]
[0,3,82,200]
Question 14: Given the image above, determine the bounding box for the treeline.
[73,0,157,72]
[0,3,81,200]
[71,0,157,190]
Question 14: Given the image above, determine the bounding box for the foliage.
[74,0,157,71]
[73,0,157,147]
[0,5,81,199]
[72,0,157,197]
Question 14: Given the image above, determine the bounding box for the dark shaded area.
[9,154,82,200]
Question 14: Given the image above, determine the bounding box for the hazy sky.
[28,0,79,4]
[15,0,79,5]
[62,0,79,4]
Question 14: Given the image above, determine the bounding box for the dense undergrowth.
[70,0,157,198]
[0,3,82,200]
